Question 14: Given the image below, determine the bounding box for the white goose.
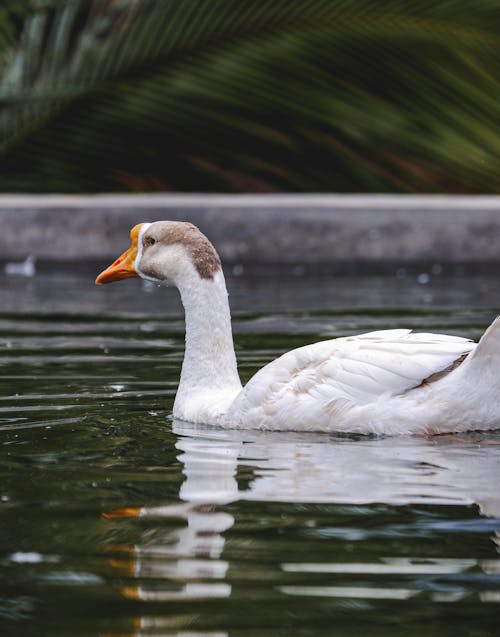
[96,221,500,435]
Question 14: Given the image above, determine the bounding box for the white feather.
[225,328,480,433]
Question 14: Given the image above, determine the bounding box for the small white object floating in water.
[4,254,36,277]
[95,221,500,435]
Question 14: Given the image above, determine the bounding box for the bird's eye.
[146,236,156,246]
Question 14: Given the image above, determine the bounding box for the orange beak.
[95,224,143,285]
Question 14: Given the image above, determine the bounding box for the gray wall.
[1,194,500,264]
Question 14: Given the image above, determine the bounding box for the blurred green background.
[1,0,499,194]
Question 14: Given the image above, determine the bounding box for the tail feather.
[468,316,500,360]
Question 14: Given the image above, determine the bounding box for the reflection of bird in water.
[173,422,500,515]
[102,433,240,603]
[103,424,500,620]
[104,504,233,603]
[97,220,500,434]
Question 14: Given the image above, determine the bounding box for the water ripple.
[1,271,500,635]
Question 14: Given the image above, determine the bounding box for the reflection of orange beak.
[101,506,142,519]
[95,224,143,285]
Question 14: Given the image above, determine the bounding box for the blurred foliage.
[0,0,500,193]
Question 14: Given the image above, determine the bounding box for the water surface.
[1,266,500,636]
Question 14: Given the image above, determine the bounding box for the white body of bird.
[96,221,500,435]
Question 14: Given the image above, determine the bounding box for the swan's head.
[95,221,221,286]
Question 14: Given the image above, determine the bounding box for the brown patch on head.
[144,221,221,279]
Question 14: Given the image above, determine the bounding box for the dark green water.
[1,267,500,636]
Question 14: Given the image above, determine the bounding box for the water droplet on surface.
[10,552,44,564]
[141,280,156,292]
[417,273,430,285]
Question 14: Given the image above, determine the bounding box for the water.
[1,265,500,636]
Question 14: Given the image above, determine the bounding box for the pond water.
[1,265,500,636]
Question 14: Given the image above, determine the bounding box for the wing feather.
[231,329,476,424]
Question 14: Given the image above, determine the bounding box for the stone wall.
[1,194,500,264]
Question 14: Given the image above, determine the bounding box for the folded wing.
[229,329,476,427]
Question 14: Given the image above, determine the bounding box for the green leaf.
[1,0,500,192]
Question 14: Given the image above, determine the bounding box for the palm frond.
[1,0,500,192]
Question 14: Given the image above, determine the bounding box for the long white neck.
[173,269,242,423]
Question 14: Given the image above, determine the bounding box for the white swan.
[96,221,500,435]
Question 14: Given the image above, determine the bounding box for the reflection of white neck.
[173,270,242,423]
[177,436,241,505]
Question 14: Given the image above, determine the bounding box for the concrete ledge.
[1,193,500,264]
